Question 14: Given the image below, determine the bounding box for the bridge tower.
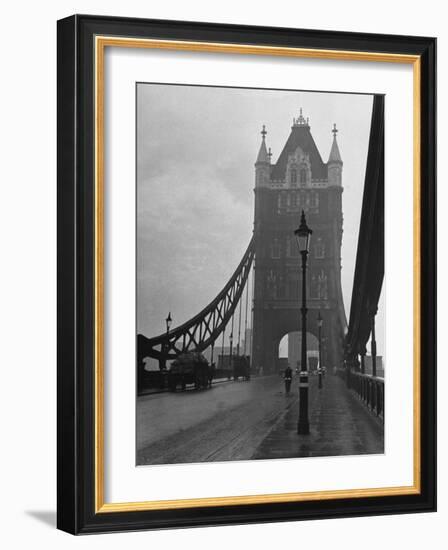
[252,110,347,373]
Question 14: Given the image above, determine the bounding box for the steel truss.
[137,236,255,363]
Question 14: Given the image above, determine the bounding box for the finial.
[261,124,267,140]
[293,108,308,127]
[328,123,342,164]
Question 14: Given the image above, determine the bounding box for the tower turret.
[327,123,343,186]
[255,125,271,187]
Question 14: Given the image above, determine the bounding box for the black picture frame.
[57,14,436,534]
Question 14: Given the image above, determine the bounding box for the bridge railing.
[348,371,384,421]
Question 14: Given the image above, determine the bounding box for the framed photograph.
[57,14,436,534]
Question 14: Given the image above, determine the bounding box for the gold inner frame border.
[94,35,421,514]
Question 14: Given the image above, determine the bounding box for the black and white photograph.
[136,83,385,466]
[0,0,440,543]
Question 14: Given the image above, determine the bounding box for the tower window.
[300,168,307,184]
[310,191,319,208]
[315,238,325,258]
[310,274,319,299]
[318,270,328,299]
[286,235,298,257]
[291,192,299,208]
[278,193,287,209]
[266,270,276,298]
[290,169,297,184]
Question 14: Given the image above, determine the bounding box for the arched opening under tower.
[278,331,319,373]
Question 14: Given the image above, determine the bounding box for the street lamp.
[165,312,172,334]
[229,332,234,368]
[294,210,312,435]
[162,312,172,371]
[317,310,323,390]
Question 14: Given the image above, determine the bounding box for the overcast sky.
[136,83,384,356]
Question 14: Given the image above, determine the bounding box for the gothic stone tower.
[252,110,347,373]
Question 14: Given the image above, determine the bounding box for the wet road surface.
[137,375,292,465]
[136,374,384,465]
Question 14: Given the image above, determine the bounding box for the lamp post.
[163,312,172,370]
[317,310,323,389]
[322,337,327,376]
[229,332,234,374]
[165,312,172,335]
[294,210,312,435]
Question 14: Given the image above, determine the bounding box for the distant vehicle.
[168,352,210,391]
[232,355,251,381]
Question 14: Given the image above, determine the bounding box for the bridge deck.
[253,374,384,460]
[137,373,383,465]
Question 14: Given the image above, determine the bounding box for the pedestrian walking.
[284,364,293,395]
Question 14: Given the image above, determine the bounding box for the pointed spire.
[256,124,270,164]
[328,123,342,164]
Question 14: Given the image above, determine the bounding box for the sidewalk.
[252,374,384,460]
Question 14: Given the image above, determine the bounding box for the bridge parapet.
[344,95,384,414]
[348,372,384,422]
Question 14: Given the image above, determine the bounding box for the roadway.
[136,373,384,465]
[137,375,292,465]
